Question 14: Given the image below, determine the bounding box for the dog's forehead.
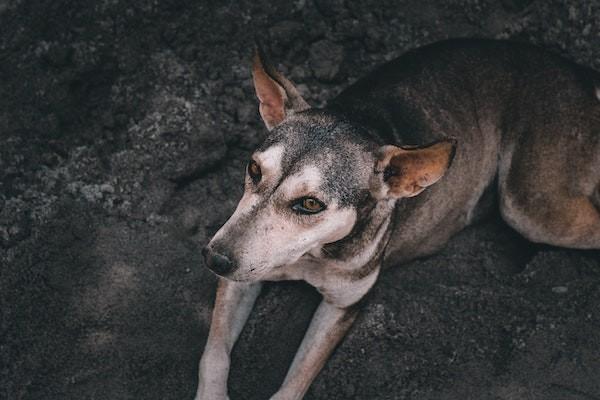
[262,114,369,162]
[263,113,355,148]
[256,114,374,205]
[279,164,323,194]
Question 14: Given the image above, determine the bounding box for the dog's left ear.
[373,138,457,199]
[252,47,310,130]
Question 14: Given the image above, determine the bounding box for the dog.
[195,38,600,400]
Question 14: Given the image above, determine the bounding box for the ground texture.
[1,1,600,399]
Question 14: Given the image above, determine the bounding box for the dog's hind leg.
[195,279,262,400]
[499,144,600,249]
[499,137,600,250]
[498,80,600,250]
[541,196,600,248]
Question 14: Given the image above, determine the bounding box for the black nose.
[202,246,235,276]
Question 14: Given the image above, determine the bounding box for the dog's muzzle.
[202,246,235,276]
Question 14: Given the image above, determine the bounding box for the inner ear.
[376,138,457,198]
[252,47,310,130]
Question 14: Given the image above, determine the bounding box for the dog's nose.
[202,246,235,276]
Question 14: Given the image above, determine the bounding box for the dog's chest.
[271,259,380,308]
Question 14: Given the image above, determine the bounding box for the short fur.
[196,39,600,400]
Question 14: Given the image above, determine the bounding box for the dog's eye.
[291,197,326,214]
[248,160,262,183]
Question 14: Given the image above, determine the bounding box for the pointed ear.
[373,138,457,199]
[252,46,310,130]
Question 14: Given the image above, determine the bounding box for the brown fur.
[378,139,457,198]
[197,39,600,400]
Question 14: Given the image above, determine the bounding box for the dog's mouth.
[214,246,326,282]
[222,265,269,282]
[276,250,323,270]
[299,251,321,263]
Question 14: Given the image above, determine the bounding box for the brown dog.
[196,39,600,400]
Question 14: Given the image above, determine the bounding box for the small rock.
[582,24,591,36]
[80,185,103,202]
[309,40,344,82]
[99,183,115,194]
[551,286,568,294]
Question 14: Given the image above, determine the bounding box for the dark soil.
[1,1,599,399]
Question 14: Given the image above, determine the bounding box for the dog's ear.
[252,46,310,130]
[373,138,457,199]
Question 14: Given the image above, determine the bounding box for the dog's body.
[196,39,600,400]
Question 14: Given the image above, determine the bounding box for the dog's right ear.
[252,46,310,130]
[372,138,457,199]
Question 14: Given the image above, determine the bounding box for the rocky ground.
[1,0,599,399]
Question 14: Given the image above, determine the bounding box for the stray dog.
[195,39,600,400]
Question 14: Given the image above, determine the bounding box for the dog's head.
[203,50,456,281]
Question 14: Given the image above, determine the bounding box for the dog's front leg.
[270,300,360,400]
[195,278,262,400]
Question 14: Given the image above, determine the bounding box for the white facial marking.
[279,165,322,198]
[255,144,284,182]
[309,206,356,245]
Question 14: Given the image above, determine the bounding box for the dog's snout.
[202,246,235,276]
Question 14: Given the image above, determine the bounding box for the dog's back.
[328,39,600,263]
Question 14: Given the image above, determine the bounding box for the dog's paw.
[194,397,229,400]
[194,398,229,400]
[194,394,229,400]
[194,385,229,400]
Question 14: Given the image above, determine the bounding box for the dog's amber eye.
[248,160,262,183]
[291,197,326,215]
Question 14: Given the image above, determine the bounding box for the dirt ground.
[1,1,600,399]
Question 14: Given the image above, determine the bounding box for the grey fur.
[197,38,600,400]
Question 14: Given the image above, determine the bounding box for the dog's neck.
[322,195,395,266]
